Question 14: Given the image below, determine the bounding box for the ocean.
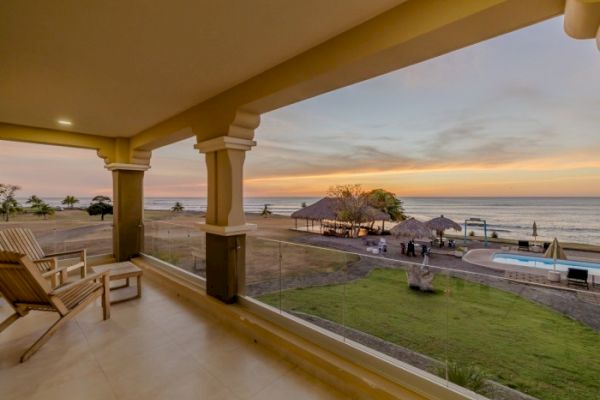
[28,197,600,245]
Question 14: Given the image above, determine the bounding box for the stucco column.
[195,136,256,303]
[106,163,150,262]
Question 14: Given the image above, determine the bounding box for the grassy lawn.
[258,269,600,400]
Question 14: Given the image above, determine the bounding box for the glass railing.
[0,219,113,257]
[245,237,600,400]
[143,220,206,278]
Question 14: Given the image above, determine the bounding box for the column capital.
[194,136,256,153]
[105,163,151,172]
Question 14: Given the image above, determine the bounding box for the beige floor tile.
[130,369,240,400]
[25,370,117,400]
[99,341,206,399]
[0,279,347,400]
[250,366,349,400]
[197,340,297,399]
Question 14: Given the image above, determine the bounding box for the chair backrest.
[0,228,53,273]
[567,267,588,281]
[0,251,52,307]
[0,228,46,259]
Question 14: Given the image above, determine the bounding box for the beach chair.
[0,251,110,362]
[518,240,530,251]
[567,268,589,290]
[0,228,87,287]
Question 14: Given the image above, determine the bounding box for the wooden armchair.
[0,228,87,287]
[0,251,109,362]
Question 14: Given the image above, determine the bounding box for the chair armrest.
[50,271,107,296]
[33,257,58,268]
[44,249,86,258]
[41,265,70,277]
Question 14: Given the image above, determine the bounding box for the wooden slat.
[0,250,109,362]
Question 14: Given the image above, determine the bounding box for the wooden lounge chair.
[0,228,87,287]
[0,251,109,362]
[567,267,589,290]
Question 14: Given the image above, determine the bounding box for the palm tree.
[171,202,184,212]
[62,195,79,209]
[0,184,22,222]
[33,202,55,219]
[26,195,43,208]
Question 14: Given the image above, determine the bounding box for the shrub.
[437,361,487,394]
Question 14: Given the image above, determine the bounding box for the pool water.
[492,253,600,275]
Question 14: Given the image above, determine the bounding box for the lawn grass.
[258,269,600,400]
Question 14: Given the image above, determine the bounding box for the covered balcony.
[2,1,600,399]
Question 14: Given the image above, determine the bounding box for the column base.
[206,233,245,304]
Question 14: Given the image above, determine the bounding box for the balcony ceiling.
[0,0,403,137]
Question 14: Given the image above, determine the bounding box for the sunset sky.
[1,16,600,198]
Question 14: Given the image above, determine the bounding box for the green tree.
[26,195,43,208]
[87,195,113,221]
[368,189,406,222]
[61,195,79,209]
[328,184,370,236]
[33,202,55,219]
[171,201,184,212]
[0,184,22,222]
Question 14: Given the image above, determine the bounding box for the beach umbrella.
[544,238,567,272]
[532,221,538,243]
[425,215,462,244]
[390,217,431,239]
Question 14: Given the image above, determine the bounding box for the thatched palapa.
[291,198,390,222]
[425,215,462,232]
[291,198,338,220]
[425,214,461,243]
[390,217,431,239]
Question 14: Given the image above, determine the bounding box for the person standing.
[408,240,415,257]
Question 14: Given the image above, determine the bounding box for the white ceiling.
[0,0,403,137]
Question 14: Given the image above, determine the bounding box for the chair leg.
[60,269,69,285]
[50,272,58,288]
[102,273,111,320]
[20,291,101,363]
[0,313,20,334]
[20,315,69,363]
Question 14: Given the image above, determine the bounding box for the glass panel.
[245,236,282,305]
[278,242,348,338]
[5,220,114,257]
[143,220,206,277]
[447,270,600,399]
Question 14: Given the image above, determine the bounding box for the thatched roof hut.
[390,217,432,239]
[365,207,391,222]
[291,197,390,222]
[291,198,338,220]
[425,215,461,243]
[425,215,462,232]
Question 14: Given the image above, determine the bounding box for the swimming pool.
[492,253,600,275]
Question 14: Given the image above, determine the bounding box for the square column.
[195,136,255,303]
[106,163,149,262]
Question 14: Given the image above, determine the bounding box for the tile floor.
[0,280,348,399]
